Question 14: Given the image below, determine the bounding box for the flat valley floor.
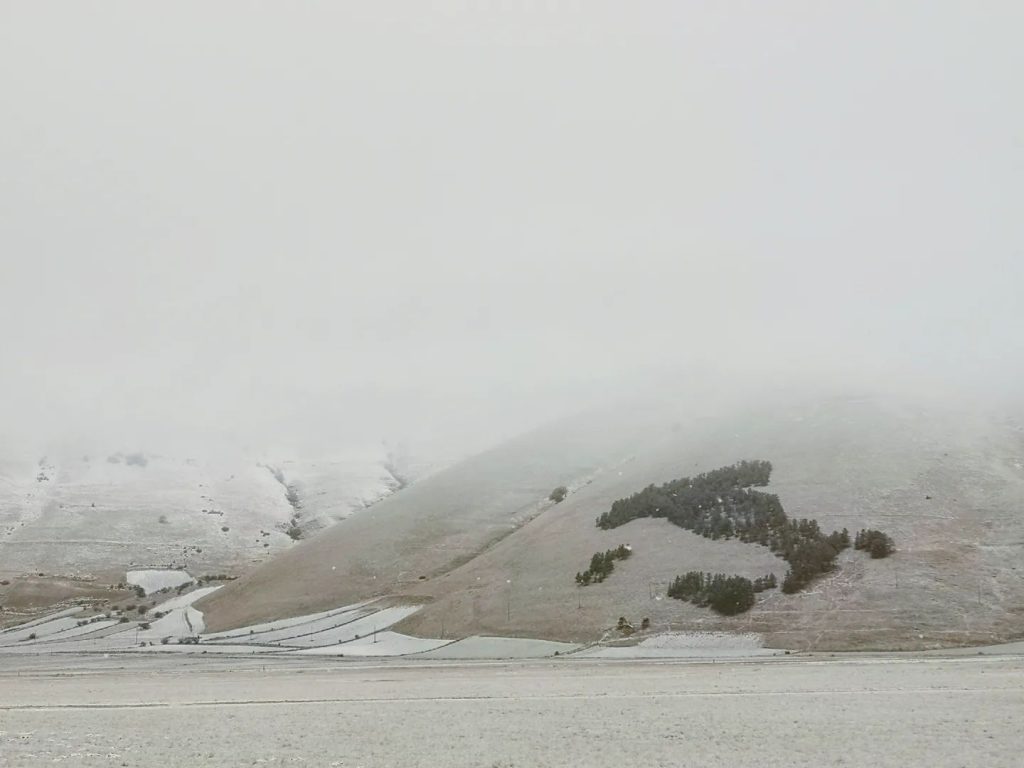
[1,652,1022,767]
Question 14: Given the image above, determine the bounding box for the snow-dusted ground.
[126,569,193,595]
[5,656,1021,767]
[27,619,120,642]
[205,605,422,648]
[140,606,205,640]
[207,605,376,646]
[0,607,82,634]
[414,636,579,659]
[0,601,782,661]
[0,597,426,655]
[268,453,404,537]
[295,631,452,656]
[201,600,372,641]
[148,585,222,614]
[128,643,284,654]
[0,615,83,645]
[573,632,781,659]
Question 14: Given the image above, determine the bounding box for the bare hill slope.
[198,405,665,631]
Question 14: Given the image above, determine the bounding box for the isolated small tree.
[868,534,895,558]
[855,528,895,558]
[549,486,569,503]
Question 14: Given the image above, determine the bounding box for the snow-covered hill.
[0,448,419,617]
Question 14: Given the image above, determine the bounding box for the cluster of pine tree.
[594,460,889,594]
[595,460,779,538]
[666,571,774,615]
[854,529,895,558]
[575,544,632,585]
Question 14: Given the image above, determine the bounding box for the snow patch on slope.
[127,569,193,595]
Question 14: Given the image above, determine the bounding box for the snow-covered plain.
[574,632,780,659]
[414,636,579,659]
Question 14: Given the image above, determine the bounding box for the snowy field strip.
[0,627,142,654]
[149,585,222,614]
[574,645,781,659]
[26,619,120,643]
[201,600,374,641]
[128,643,287,654]
[139,607,204,641]
[0,617,84,645]
[571,632,778,659]
[295,631,452,656]
[205,604,378,645]
[0,607,83,636]
[273,606,422,648]
[126,569,193,595]
[413,636,579,659]
[637,631,766,650]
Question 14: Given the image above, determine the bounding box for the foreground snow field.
[1,652,1021,767]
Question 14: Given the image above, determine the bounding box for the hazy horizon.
[2,2,1021,459]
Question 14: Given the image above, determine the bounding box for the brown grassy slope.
[198,404,667,632]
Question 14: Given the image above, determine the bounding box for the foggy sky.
[1,2,1021,458]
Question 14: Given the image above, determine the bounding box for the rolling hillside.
[0,449,410,620]
[200,395,1024,650]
